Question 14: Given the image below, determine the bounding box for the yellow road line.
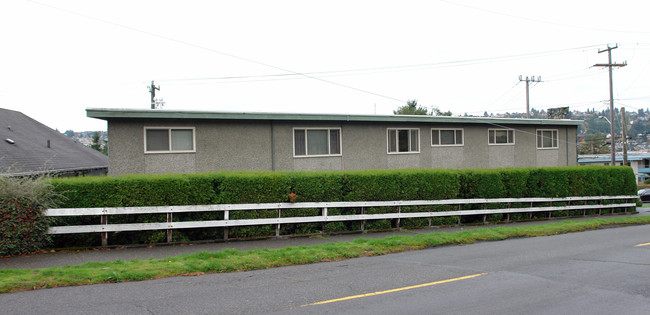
[635,242,650,247]
[302,272,488,307]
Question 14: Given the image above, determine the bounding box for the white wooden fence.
[46,195,639,246]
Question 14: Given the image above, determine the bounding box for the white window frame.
[144,127,196,154]
[488,128,515,145]
[387,128,420,154]
[293,127,342,158]
[431,128,464,147]
[536,129,559,149]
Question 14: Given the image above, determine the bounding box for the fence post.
[599,199,602,216]
[483,203,487,223]
[361,207,365,232]
[506,202,511,223]
[223,210,229,240]
[276,209,281,238]
[321,207,328,233]
[100,214,108,247]
[166,212,173,243]
[396,206,401,229]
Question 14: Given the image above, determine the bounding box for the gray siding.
[106,119,578,176]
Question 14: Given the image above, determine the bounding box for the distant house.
[0,108,108,177]
[579,152,650,184]
[87,108,581,176]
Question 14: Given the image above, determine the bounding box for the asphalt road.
[2,224,649,314]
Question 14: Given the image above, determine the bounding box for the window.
[294,128,341,157]
[145,127,195,153]
[388,128,419,153]
[488,129,514,145]
[537,129,558,149]
[432,129,463,146]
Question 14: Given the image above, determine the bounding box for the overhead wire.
[485,121,581,147]
[157,44,605,84]
[24,0,406,104]
[23,0,646,116]
[440,0,650,34]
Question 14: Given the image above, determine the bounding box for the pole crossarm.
[593,63,628,67]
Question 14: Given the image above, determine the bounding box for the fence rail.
[46,195,639,246]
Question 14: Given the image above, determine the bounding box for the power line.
[156,44,605,83]
[441,0,650,34]
[24,0,406,104]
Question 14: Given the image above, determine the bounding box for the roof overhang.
[87,108,583,126]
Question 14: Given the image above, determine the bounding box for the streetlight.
[599,114,629,166]
[599,115,616,165]
[598,115,610,124]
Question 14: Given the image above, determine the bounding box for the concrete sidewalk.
[2,207,648,270]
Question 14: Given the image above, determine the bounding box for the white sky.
[1,0,649,131]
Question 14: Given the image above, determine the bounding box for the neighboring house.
[0,108,108,177]
[87,108,581,176]
[578,152,650,184]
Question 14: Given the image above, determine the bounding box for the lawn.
[1,216,649,294]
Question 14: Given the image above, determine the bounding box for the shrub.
[46,166,637,247]
[0,176,63,256]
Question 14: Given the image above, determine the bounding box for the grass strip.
[1,216,649,294]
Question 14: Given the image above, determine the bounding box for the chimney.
[47,139,51,148]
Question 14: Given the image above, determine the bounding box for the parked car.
[638,189,650,202]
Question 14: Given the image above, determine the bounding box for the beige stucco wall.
[106,118,578,176]
[193,121,272,172]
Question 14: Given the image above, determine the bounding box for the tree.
[578,132,609,154]
[393,100,452,116]
[432,106,452,116]
[393,99,430,115]
[63,130,74,138]
[90,132,107,155]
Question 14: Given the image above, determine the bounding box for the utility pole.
[594,44,626,165]
[622,107,628,166]
[148,80,160,109]
[519,75,542,118]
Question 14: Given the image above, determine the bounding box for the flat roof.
[578,153,650,163]
[87,108,583,126]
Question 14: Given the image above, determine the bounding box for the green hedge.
[49,166,637,247]
[0,177,62,256]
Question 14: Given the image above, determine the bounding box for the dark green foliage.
[526,167,570,198]
[51,174,221,246]
[458,169,507,222]
[459,169,505,199]
[499,168,530,198]
[0,177,63,256]
[47,166,637,247]
[218,172,291,238]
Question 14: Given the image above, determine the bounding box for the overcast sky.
[1,0,649,132]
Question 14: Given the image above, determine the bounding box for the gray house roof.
[87,108,583,126]
[0,108,108,176]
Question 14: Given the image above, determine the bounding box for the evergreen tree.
[393,99,429,115]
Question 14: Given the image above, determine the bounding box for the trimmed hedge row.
[50,166,637,246]
[1,177,61,256]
